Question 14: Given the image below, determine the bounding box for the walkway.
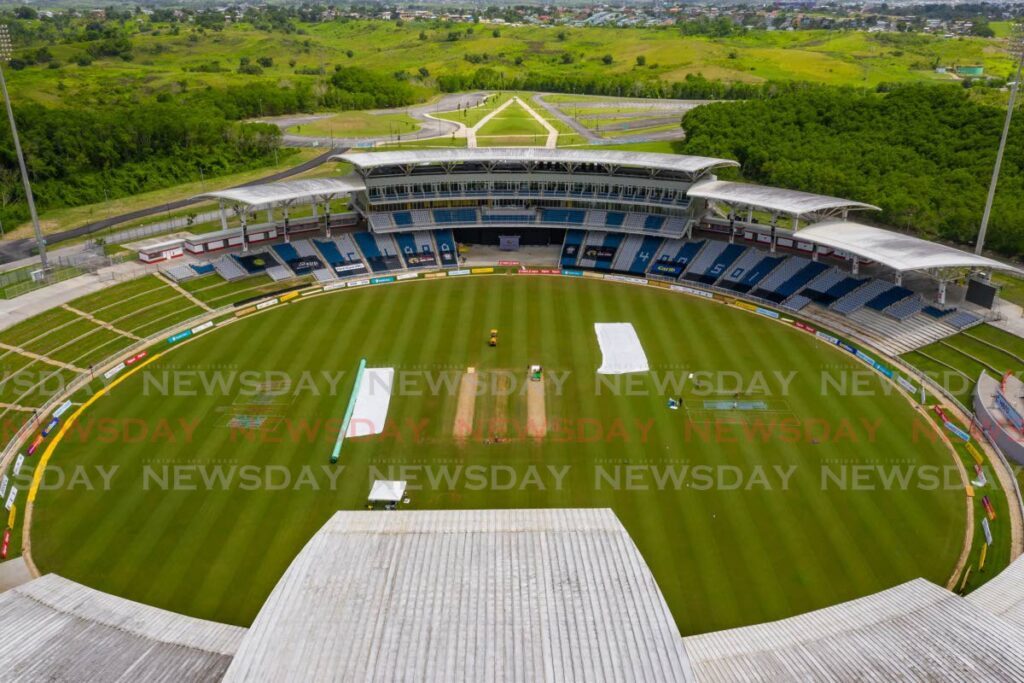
[467,96,558,149]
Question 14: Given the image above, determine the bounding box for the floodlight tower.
[0,25,47,270]
[976,28,1023,256]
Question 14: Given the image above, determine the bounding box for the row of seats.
[366,209,688,236]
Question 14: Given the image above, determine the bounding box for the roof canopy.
[223,509,694,682]
[335,148,738,177]
[197,177,365,208]
[688,180,880,217]
[797,220,1021,274]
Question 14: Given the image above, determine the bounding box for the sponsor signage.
[53,400,72,418]
[0,475,7,499]
[498,260,520,266]
[604,274,647,286]
[301,288,323,296]
[996,392,1024,432]
[167,330,193,344]
[816,331,839,345]
[41,418,59,437]
[7,504,14,529]
[396,273,418,281]
[279,291,299,303]
[838,342,857,355]
[581,246,617,260]
[27,435,43,456]
[103,362,126,380]
[347,279,371,288]
[471,267,494,274]
[235,307,256,317]
[755,307,780,319]
[982,518,993,545]
[561,269,583,277]
[425,272,448,279]
[191,321,214,335]
[944,421,971,442]
[669,285,714,299]
[13,455,24,476]
[1,529,9,559]
[406,255,435,266]
[125,352,148,366]
[323,282,346,292]
[897,376,917,394]
[518,268,560,275]
[335,263,364,273]
[650,263,684,277]
[450,269,471,276]
[371,276,396,285]
[5,487,16,511]
[255,299,279,311]
[794,321,816,334]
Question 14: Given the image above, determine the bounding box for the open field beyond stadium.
[25,276,966,635]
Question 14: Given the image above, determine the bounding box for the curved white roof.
[688,179,880,216]
[197,177,365,207]
[798,220,1021,273]
[335,148,738,176]
[224,509,694,682]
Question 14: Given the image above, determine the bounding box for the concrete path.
[62,304,141,341]
[516,97,559,149]
[268,92,490,148]
[156,272,212,312]
[466,97,516,148]
[0,342,83,372]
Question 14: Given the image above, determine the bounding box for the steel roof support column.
[851,256,859,275]
[218,201,229,231]
[237,205,250,253]
[938,279,948,305]
[282,201,291,244]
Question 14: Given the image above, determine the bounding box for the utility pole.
[0,25,47,271]
[976,30,1023,255]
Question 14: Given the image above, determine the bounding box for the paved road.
[533,93,710,146]
[0,148,342,266]
[265,92,491,148]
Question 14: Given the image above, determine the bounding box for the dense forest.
[680,84,1024,257]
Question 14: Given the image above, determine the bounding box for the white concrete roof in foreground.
[798,220,1022,273]
[335,148,738,175]
[0,574,245,681]
[223,508,694,682]
[197,176,365,207]
[967,554,1024,631]
[688,179,880,215]
[684,578,1024,681]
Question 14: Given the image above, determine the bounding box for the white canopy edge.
[197,177,366,208]
[688,179,880,216]
[333,148,739,176]
[798,220,1022,274]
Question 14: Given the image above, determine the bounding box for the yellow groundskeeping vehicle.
[489,329,498,347]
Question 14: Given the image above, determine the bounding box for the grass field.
[287,111,420,139]
[8,22,1018,109]
[25,275,967,635]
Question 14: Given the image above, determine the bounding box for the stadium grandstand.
[179,148,1019,357]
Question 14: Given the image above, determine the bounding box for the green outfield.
[24,275,968,635]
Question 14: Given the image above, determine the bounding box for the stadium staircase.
[831,279,894,315]
[213,256,247,282]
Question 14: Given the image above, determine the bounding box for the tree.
[492,29,501,38]
[602,54,613,65]
[636,55,646,66]
[557,31,568,41]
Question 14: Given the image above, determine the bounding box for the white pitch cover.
[346,368,395,438]
[595,323,650,375]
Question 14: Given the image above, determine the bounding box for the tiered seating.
[394,231,438,268]
[783,295,812,312]
[753,259,828,303]
[944,310,981,330]
[432,208,477,225]
[663,217,687,235]
[272,240,324,275]
[922,305,951,319]
[481,212,534,224]
[865,285,912,312]
[433,229,459,267]
[232,251,278,275]
[611,234,644,272]
[714,249,764,289]
[721,255,785,293]
[314,235,369,277]
[832,279,893,315]
[353,231,403,273]
[313,268,336,283]
[368,213,395,231]
[392,211,414,227]
[561,229,585,267]
[587,210,607,226]
[749,257,807,295]
[577,231,621,270]
[644,215,665,231]
[808,276,867,306]
[541,209,585,224]
[646,239,698,278]
[213,256,247,281]
[627,236,664,275]
[683,242,744,285]
[267,265,293,282]
[798,267,843,300]
[163,264,196,282]
[886,296,926,321]
[604,212,625,228]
